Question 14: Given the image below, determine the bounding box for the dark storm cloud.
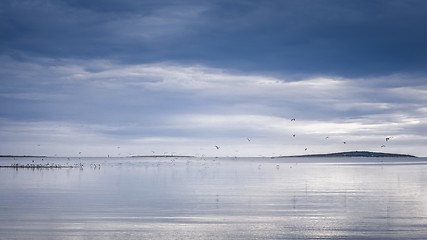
[1,0,427,77]
[200,0,427,77]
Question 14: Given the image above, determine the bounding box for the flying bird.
[292,134,296,137]
[291,118,296,121]
[247,138,251,142]
[215,146,220,149]
[385,137,391,142]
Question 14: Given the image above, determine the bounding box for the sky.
[1,0,427,157]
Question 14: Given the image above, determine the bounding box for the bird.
[385,137,391,142]
[247,138,251,142]
[305,148,308,151]
[381,145,386,148]
[325,136,329,139]
[215,146,220,149]
[292,134,296,137]
[343,142,346,144]
[291,118,296,121]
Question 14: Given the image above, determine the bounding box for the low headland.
[130,155,195,158]
[275,151,417,158]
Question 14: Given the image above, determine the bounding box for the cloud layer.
[1,56,425,156]
[1,1,426,156]
[2,0,427,76]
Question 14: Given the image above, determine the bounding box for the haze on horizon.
[1,0,427,157]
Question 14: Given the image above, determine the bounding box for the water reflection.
[1,157,427,239]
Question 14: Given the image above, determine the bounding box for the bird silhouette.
[215,146,220,149]
[291,118,296,121]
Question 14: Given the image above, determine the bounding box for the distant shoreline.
[274,151,417,158]
[0,155,48,158]
[130,155,196,158]
[0,151,418,158]
[0,155,197,159]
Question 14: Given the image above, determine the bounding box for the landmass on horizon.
[0,151,417,158]
[275,151,417,158]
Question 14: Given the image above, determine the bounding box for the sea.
[1,156,427,239]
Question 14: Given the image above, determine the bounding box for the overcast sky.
[1,0,426,157]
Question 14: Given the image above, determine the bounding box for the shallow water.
[1,156,427,239]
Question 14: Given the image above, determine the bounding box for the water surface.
[1,156,427,239]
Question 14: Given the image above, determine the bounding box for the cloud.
[1,0,427,77]
[1,1,427,157]
[1,56,426,156]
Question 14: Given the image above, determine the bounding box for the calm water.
[1,156,427,239]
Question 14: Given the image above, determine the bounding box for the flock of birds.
[34,117,395,158]
[211,118,394,155]
[24,117,399,172]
